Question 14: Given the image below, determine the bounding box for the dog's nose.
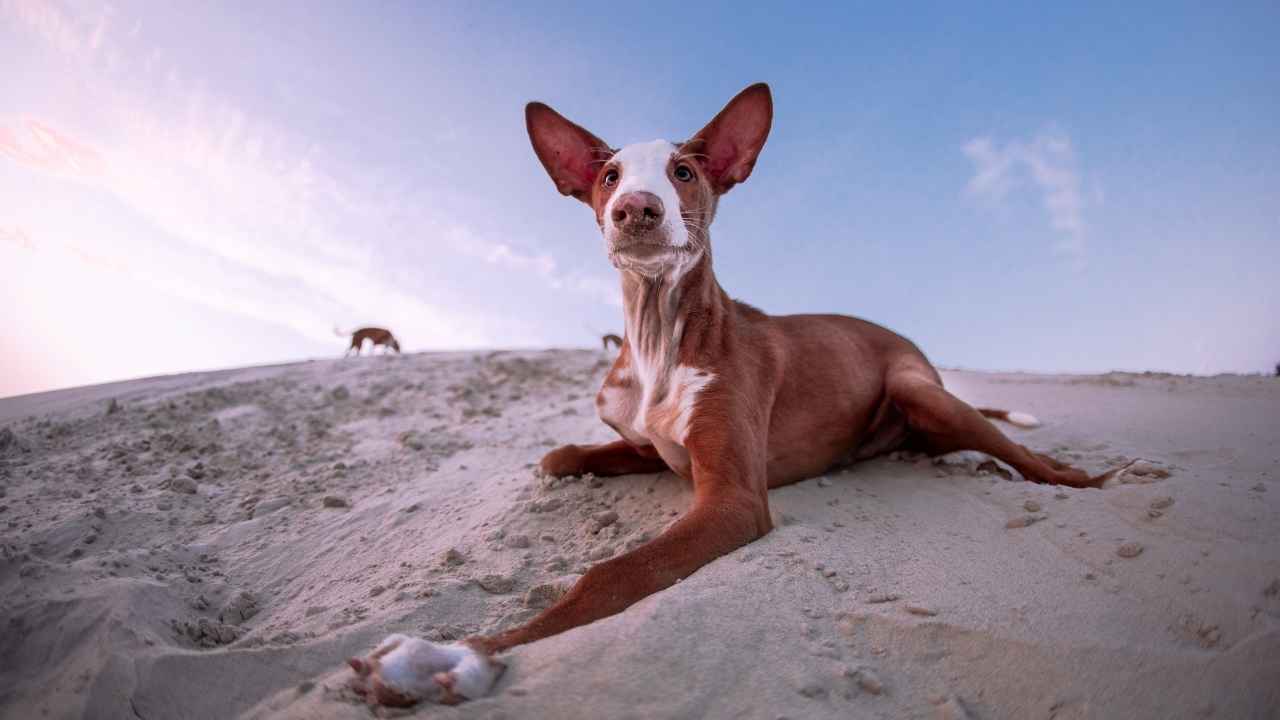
[611,191,664,229]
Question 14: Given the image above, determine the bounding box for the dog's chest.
[595,354,714,477]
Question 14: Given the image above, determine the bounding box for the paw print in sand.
[348,633,504,706]
[1103,458,1173,487]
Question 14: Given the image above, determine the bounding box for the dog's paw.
[348,634,504,706]
[434,638,508,704]
[539,444,585,478]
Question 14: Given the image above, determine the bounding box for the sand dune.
[1,350,1277,719]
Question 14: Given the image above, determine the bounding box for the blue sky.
[3,0,1278,397]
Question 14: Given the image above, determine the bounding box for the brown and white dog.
[347,83,1118,705]
[337,326,401,356]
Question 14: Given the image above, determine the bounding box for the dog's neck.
[620,250,729,379]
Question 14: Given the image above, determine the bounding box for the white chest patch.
[598,364,715,447]
[597,381,644,444]
[632,364,715,444]
[607,140,689,248]
[664,365,714,443]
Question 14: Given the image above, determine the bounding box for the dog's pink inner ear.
[687,83,773,195]
[526,102,612,204]
[349,657,370,676]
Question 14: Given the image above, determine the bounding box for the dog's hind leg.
[886,368,1106,488]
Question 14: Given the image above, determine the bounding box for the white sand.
[1,351,1277,719]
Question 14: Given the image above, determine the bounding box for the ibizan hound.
[337,326,401,356]
[348,83,1117,705]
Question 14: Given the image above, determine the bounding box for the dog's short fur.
[351,83,1122,706]
[339,327,401,356]
[483,81,1120,653]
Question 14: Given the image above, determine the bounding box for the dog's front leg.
[480,432,772,653]
[539,439,669,478]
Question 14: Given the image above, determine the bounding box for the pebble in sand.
[1117,542,1144,559]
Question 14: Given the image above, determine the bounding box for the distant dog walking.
[337,327,401,356]
[601,333,623,350]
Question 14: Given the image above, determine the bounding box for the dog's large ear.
[526,102,613,204]
[686,83,773,195]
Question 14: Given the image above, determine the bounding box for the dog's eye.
[673,164,694,182]
[602,169,619,188]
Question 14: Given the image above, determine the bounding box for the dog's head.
[526,83,772,277]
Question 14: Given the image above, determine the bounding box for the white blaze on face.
[605,140,689,248]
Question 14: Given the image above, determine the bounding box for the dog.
[336,327,401,356]
[601,333,623,350]
[346,83,1121,705]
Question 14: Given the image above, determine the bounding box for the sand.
[1,350,1277,719]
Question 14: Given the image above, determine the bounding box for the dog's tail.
[977,407,1041,429]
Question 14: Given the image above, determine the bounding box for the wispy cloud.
[3,0,617,351]
[963,128,1089,260]
[4,0,89,58]
[0,225,36,251]
[446,226,622,308]
[0,119,107,178]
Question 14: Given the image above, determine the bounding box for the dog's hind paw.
[348,634,504,706]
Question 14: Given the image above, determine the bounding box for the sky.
[3,0,1278,398]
